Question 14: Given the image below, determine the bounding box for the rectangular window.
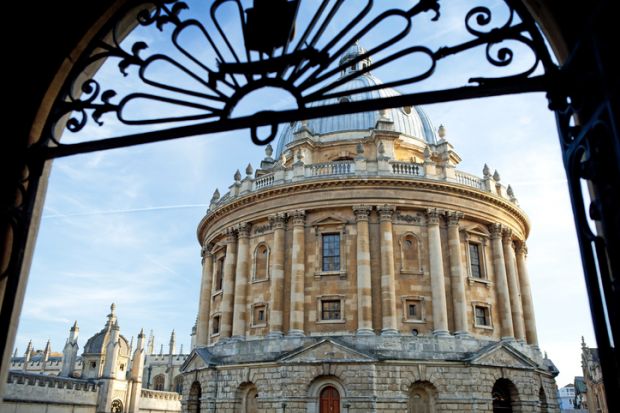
[321,300,341,320]
[322,234,340,272]
[252,304,267,326]
[408,304,417,318]
[212,315,220,334]
[475,306,490,326]
[215,258,224,291]
[469,244,482,278]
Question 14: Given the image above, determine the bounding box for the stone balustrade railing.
[209,159,516,213]
[7,371,98,392]
[141,388,182,401]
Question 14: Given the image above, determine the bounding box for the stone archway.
[492,378,519,413]
[408,380,437,413]
[319,386,340,413]
[188,381,201,413]
[307,376,346,413]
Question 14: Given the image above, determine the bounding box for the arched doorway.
[188,381,201,413]
[245,387,258,413]
[319,386,340,413]
[409,381,437,413]
[492,379,518,413]
[539,386,548,413]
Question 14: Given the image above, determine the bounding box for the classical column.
[516,242,539,346]
[446,211,469,336]
[353,205,374,335]
[378,205,398,335]
[489,224,514,340]
[427,209,450,337]
[288,210,306,336]
[232,223,251,339]
[220,228,238,339]
[195,246,214,346]
[268,213,286,337]
[503,229,526,342]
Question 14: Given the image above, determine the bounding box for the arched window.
[400,233,421,274]
[188,381,201,413]
[409,381,437,413]
[153,374,165,391]
[174,375,184,394]
[492,378,518,413]
[253,243,269,281]
[320,386,340,413]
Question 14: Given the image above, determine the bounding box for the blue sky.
[16,0,594,386]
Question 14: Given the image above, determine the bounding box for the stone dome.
[275,46,438,157]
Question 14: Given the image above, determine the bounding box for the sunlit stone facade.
[182,46,559,413]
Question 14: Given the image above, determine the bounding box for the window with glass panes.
[322,234,340,271]
[321,300,341,320]
[469,244,482,278]
[475,306,489,326]
[216,258,224,290]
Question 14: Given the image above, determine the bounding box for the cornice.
[197,177,530,243]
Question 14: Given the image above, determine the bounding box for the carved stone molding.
[352,205,372,221]
[501,228,513,243]
[377,204,396,221]
[488,223,503,239]
[445,211,464,226]
[268,213,287,230]
[291,210,306,226]
[224,227,237,243]
[515,241,528,256]
[237,222,252,238]
[425,208,442,225]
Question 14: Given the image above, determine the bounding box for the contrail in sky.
[42,204,209,219]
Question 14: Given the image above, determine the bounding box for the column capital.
[377,204,396,221]
[224,227,237,243]
[488,223,503,239]
[268,213,287,229]
[501,228,513,243]
[291,210,306,226]
[515,241,528,256]
[425,208,442,225]
[445,211,464,226]
[237,222,252,238]
[353,205,372,221]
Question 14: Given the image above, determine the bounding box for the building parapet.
[208,159,517,215]
[7,371,98,392]
[141,388,182,401]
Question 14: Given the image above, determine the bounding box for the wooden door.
[320,386,340,413]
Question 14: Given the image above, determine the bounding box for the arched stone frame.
[307,375,347,413]
[491,378,521,413]
[461,224,492,286]
[173,374,184,394]
[111,399,124,413]
[237,382,259,413]
[252,242,270,282]
[188,381,202,413]
[398,231,424,275]
[408,380,438,413]
[153,373,165,391]
[538,386,549,413]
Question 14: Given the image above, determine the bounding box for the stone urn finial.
[211,188,220,202]
[423,146,431,161]
[483,163,491,178]
[246,163,254,176]
[438,124,446,139]
[234,169,241,182]
[265,144,273,158]
[493,170,501,182]
[356,142,364,155]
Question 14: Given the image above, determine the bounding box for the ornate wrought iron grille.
[3,0,619,408]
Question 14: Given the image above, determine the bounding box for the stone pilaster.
[378,205,398,335]
[195,247,214,346]
[516,242,539,346]
[353,205,374,335]
[489,223,514,340]
[268,213,287,337]
[232,223,251,339]
[503,229,526,342]
[446,211,469,336]
[220,228,238,339]
[288,210,306,336]
[427,209,450,337]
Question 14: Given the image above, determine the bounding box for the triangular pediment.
[311,215,348,227]
[280,339,376,364]
[468,343,538,370]
[180,348,220,372]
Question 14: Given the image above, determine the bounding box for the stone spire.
[128,328,146,413]
[102,321,120,379]
[43,339,51,362]
[147,330,155,355]
[23,340,33,369]
[106,303,117,328]
[169,330,176,355]
[13,347,17,359]
[61,321,80,377]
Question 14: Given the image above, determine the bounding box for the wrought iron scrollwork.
[34,0,555,159]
